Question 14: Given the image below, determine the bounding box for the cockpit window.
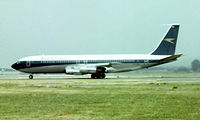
[17,61,20,64]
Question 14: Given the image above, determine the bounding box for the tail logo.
[164,38,175,44]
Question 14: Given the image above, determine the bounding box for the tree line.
[192,59,200,72]
[176,59,200,73]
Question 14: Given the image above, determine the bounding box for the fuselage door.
[84,60,88,64]
[76,60,80,64]
[144,60,149,66]
[26,61,31,67]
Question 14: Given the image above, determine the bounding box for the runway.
[0,73,200,81]
[0,73,200,89]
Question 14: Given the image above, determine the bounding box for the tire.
[29,75,33,79]
[98,73,106,79]
[101,73,106,79]
[91,73,106,79]
[91,74,96,79]
[96,74,101,79]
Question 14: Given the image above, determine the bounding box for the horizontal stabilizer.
[143,54,182,68]
[160,54,182,63]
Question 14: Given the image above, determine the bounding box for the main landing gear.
[29,74,33,79]
[91,73,106,79]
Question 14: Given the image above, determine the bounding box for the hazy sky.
[0,0,200,68]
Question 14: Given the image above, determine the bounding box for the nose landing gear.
[29,74,33,79]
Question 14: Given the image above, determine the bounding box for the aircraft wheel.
[29,75,33,79]
[96,74,101,79]
[91,73,106,79]
[101,73,106,79]
[97,73,106,79]
[91,74,96,79]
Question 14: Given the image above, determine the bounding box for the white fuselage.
[14,54,170,74]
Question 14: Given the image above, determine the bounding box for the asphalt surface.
[0,74,200,82]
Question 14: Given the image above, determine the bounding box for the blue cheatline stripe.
[14,59,160,70]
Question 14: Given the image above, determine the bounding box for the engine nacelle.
[65,68,82,75]
[65,67,97,75]
[79,67,97,74]
[65,66,106,75]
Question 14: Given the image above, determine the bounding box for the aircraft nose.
[11,63,18,70]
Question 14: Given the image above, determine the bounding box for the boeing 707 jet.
[12,24,181,79]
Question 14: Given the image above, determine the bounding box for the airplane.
[11,24,181,79]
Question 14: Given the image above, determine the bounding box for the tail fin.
[151,24,180,55]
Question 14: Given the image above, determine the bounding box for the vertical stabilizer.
[151,24,180,55]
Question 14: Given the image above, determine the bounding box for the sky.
[0,0,200,68]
